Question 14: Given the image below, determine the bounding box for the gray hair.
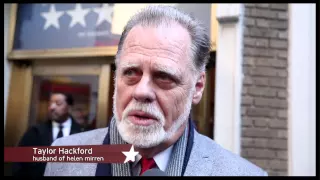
[115,5,211,73]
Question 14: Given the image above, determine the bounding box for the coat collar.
[96,118,196,176]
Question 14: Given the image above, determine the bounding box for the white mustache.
[122,100,165,125]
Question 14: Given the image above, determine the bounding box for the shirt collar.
[153,145,174,171]
[133,145,174,172]
[52,117,72,128]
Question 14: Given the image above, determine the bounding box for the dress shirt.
[132,145,173,176]
[52,117,72,141]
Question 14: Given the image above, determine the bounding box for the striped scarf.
[109,117,189,176]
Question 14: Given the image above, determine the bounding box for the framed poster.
[7,3,218,60]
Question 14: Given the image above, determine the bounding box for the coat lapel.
[183,130,213,176]
[95,128,111,176]
[40,121,53,146]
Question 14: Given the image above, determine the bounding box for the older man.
[44,5,267,176]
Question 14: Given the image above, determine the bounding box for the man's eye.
[124,69,137,76]
[122,68,141,85]
[156,73,174,83]
[158,73,170,80]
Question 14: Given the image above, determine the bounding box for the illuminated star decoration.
[67,3,90,28]
[93,4,113,27]
[122,145,139,163]
[41,4,64,30]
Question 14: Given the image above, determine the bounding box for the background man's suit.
[12,118,86,176]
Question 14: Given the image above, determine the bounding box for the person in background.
[44,6,267,176]
[72,105,92,130]
[12,92,87,177]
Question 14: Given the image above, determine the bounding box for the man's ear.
[192,72,206,104]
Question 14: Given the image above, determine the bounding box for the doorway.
[4,57,115,176]
[4,57,114,148]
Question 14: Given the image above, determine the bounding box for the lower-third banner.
[4,144,139,164]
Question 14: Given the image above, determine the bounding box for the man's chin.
[117,122,166,148]
[51,118,58,122]
[123,135,164,149]
[52,119,63,123]
[133,142,161,149]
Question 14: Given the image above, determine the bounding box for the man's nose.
[133,75,155,103]
[49,103,56,111]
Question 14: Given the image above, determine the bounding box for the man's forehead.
[123,24,191,51]
[119,60,181,73]
[119,25,192,65]
[50,94,66,100]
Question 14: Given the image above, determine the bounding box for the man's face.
[48,94,70,123]
[113,23,204,148]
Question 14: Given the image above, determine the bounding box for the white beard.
[113,82,194,148]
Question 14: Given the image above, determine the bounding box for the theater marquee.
[7,3,218,60]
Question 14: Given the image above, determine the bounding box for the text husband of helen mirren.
[44,5,267,176]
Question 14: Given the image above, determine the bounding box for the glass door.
[28,75,99,129]
[29,59,114,129]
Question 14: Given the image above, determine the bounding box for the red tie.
[139,157,157,175]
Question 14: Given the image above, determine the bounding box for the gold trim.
[32,56,115,65]
[4,63,33,147]
[32,64,102,76]
[8,46,118,60]
[211,4,218,51]
[96,64,112,128]
[7,3,17,54]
